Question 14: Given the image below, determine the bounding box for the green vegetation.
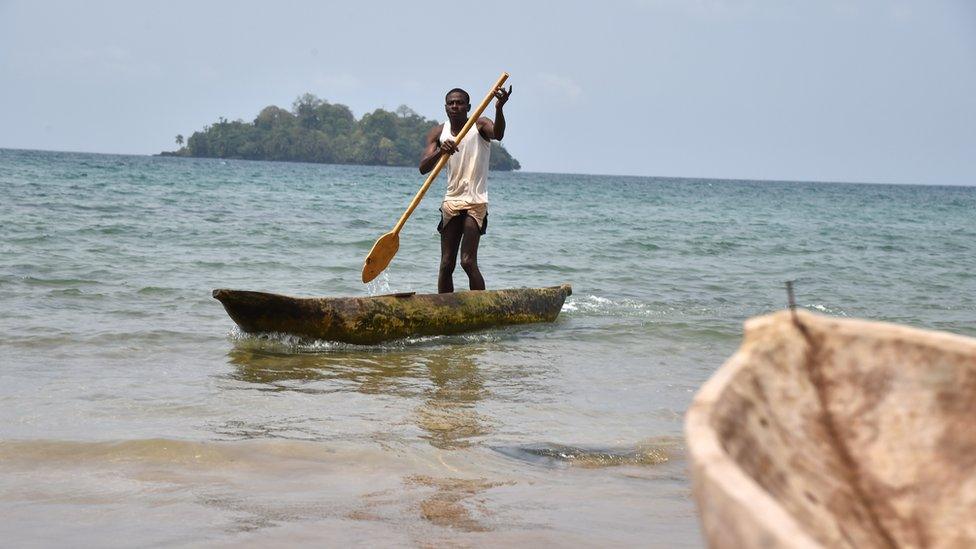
[163,94,520,171]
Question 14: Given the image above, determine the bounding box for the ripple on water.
[491,438,681,468]
[227,327,504,354]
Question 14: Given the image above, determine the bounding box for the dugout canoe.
[685,310,976,548]
[213,284,572,345]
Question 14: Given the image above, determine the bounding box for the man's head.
[445,88,470,122]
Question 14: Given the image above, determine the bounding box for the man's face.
[445,92,470,119]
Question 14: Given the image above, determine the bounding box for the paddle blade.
[362,231,399,283]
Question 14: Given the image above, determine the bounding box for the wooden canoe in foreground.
[213,284,572,345]
[686,310,976,548]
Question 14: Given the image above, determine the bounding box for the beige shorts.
[438,200,488,235]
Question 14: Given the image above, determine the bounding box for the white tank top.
[440,120,491,204]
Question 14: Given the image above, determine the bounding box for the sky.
[1,0,974,185]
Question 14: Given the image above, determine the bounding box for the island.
[162,94,521,171]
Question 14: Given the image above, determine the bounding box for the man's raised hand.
[494,85,512,107]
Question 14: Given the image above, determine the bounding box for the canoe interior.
[685,310,976,548]
[213,284,572,345]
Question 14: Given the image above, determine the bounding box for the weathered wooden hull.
[213,284,572,345]
[685,310,976,548]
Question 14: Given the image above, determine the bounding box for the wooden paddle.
[361,72,510,283]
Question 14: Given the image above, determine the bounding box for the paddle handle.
[391,72,509,235]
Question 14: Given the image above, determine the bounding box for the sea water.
[1,148,974,546]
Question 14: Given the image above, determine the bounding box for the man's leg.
[459,215,485,290]
[438,215,464,293]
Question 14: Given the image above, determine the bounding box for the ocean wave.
[228,327,501,353]
[332,237,380,247]
[561,294,657,318]
[491,437,682,468]
[806,303,848,316]
[136,286,181,296]
[685,239,743,255]
[498,263,583,273]
[8,234,53,244]
[78,329,212,346]
[346,218,375,228]
[622,238,661,252]
[21,275,103,287]
[46,288,107,299]
[0,438,341,468]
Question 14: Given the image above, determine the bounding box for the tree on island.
[167,95,521,171]
[175,134,184,147]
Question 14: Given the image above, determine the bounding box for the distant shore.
[162,94,521,171]
[156,141,520,171]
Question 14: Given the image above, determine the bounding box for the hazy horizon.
[1,0,974,186]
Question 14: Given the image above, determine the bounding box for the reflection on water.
[407,475,511,532]
[215,340,688,540]
[225,347,426,397]
[226,343,492,449]
[414,350,490,450]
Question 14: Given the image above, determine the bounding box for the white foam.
[365,272,394,296]
[562,294,655,317]
[807,303,848,316]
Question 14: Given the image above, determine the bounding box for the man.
[419,84,512,293]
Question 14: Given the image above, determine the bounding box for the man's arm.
[478,85,512,141]
[419,124,458,174]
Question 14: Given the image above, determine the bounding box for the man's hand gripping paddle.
[361,72,510,283]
